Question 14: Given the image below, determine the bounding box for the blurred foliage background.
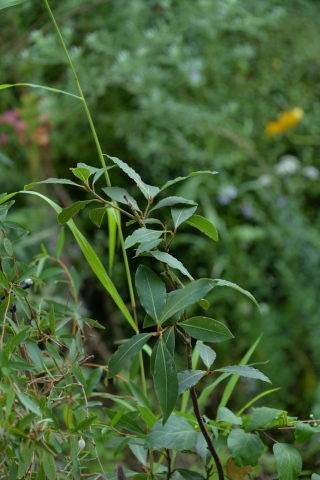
[1,0,320,468]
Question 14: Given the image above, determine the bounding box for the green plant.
[1,1,320,479]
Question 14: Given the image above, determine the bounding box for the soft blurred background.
[1,0,320,474]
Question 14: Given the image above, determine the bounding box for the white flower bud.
[78,438,86,450]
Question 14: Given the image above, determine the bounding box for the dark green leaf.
[92,166,116,186]
[217,407,242,425]
[246,407,285,432]
[135,266,166,324]
[180,317,233,343]
[89,207,108,228]
[0,270,9,291]
[70,167,91,182]
[49,305,55,336]
[154,340,179,424]
[135,238,162,256]
[129,381,151,409]
[58,200,96,224]
[151,196,197,212]
[150,328,175,375]
[125,228,163,249]
[216,365,271,383]
[24,178,82,191]
[148,251,193,280]
[228,429,264,467]
[108,333,152,378]
[294,421,315,444]
[145,415,197,451]
[172,205,197,230]
[178,370,206,395]
[68,415,97,433]
[138,406,157,429]
[36,462,46,480]
[196,342,216,369]
[102,187,140,211]
[186,215,218,241]
[177,469,205,480]
[273,443,302,480]
[160,171,218,192]
[56,227,65,259]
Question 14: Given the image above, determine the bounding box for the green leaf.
[273,443,302,480]
[107,209,117,274]
[178,370,206,395]
[58,200,96,224]
[89,207,109,228]
[181,317,233,343]
[312,475,320,479]
[129,443,148,466]
[43,450,56,480]
[0,83,82,99]
[0,294,13,318]
[135,238,162,256]
[36,463,46,480]
[49,305,56,336]
[246,407,285,432]
[70,167,91,182]
[151,196,197,212]
[154,340,179,424]
[102,187,140,211]
[104,408,143,433]
[135,266,166,324]
[148,251,194,280]
[212,279,259,309]
[72,365,87,387]
[160,171,218,192]
[92,166,116,186]
[216,365,271,383]
[196,342,216,369]
[18,442,34,478]
[145,415,197,451]
[0,270,9,291]
[68,415,97,433]
[106,155,160,199]
[46,341,61,362]
[294,421,315,444]
[217,407,242,425]
[4,238,13,256]
[56,227,65,259]
[125,228,163,249]
[108,333,152,378]
[24,178,82,191]
[160,279,216,324]
[177,469,205,480]
[129,381,151,409]
[15,264,37,284]
[172,205,197,230]
[16,390,41,417]
[71,437,80,480]
[138,406,157,429]
[228,429,264,467]
[150,327,175,375]
[186,215,218,241]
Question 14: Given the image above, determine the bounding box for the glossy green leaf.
[216,365,271,383]
[135,238,162,256]
[151,196,197,212]
[138,406,157,429]
[24,178,82,191]
[196,342,216,369]
[177,469,205,480]
[154,340,179,424]
[135,266,166,324]
[16,390,41,417]
[294,421,315,444]
[228,429,264,467]
[273,443,302,480]
[246,407,285,432]
[217,407,242,425]
[108,333,152,378]
[102,187,140,211]
[125,228,163,249]
[106,155,160,199]
[160,171,218,192]
[160,278,215,324]
[49,304,56,336]
[58,200,96,224]
[150,328,175,375]
[186,214,218,241]
[56,227,65,259]
[148,250,193,280]
[178,370,206,394]
[145,415,197,451]
[171,205,197,230]
[89,207,108,228]
[180,317,233,343]
[0,83,82,99]
[70,167,91,182]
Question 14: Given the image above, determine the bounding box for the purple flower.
[277,196,287,208]
[242,202,253,219]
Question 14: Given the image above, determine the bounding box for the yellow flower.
[266,107,304,136]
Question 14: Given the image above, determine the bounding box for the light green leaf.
[145,415,197,451]
[16,390,41,417]
[129,443,148,466]
[186,214,218,241]
[107,209,117,274]
[46,341,61,362]
[72,365,87,387]
[160,171,218,192]
[151,196,197,212]
[216,365,271,383]
[68,415,97,433]
[0,270,9,291]
[15,264,37,284]
[18,442,34,478]
[138,406,157,429]
[246,407,285,432]
[56,227,65,259]
[35,463,45,480]
[70,167,91,182]
[212,279,259,309]
[135,238,162,256]
[71,437,80,480]
[177,469,205,480]
[24,178,82,191]
[89,207,109,228]
[135,266,166,324]
[294,421,315,444]
[273,443,302,480]
[129,381,151,409]
[4,238,13,256]
[43,451,56,480]
[102,187,140,211]
[58,200,96,224]
[154,340,179,424]
[148,251,193,280]
[92,166,116,186]
[160,279,216,324]
[105,155,160,199]
[217,407,242,425]
[171,205,197,230]
[178,370,206,394]
[196,342,216,369]
[228,429,264,467]
[125,228,163,249]
[0,83,81,99]
[49,305,56,336]
[0,0,27,10]
[108,333,152,378]
[312,475,320,479]
[180,317,233,343]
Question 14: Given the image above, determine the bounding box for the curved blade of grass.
[0,83,82,99]
[107,209,117,275]
[10,191,137,332]
[236,388,281,417]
